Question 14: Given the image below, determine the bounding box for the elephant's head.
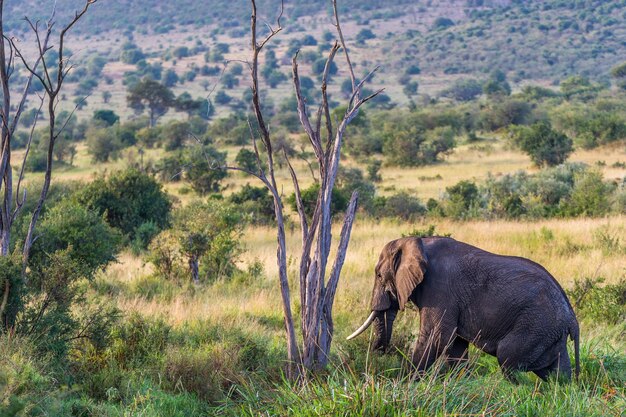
[347,237,427,351]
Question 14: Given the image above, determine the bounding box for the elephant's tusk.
[346,311,377,340]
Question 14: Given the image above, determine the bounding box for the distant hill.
[7,0,625,85]
[5,0,625,120]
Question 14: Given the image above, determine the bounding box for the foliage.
[287,182,348,221]
[509,122,573,167]
[93,109,120,126]
[479,99,532,131]
[568,277,626,325]
[228,184,275,225]
[86,126,123,162]
[444,180,480,219]
[380,192,426,220]
[30,200,121,278]
[440,79,483,102]
[149,201,246,283]
[127,78,175,126]
[380,112,457,166]
[611,61,626,90]
[75,169,172,239]
[183,146,228,194]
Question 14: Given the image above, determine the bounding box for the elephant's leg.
[446,336,469,367]
[533,342,571,381]
[496,328,550,382]
[411,309,458,376]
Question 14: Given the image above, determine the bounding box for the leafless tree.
[223,0,381,378]
[0,0,98,329]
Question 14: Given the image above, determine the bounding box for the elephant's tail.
[570,322,580,380]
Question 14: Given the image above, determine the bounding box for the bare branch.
[284,149,308,238]
[324,191,358,308]
[13,97,44,221]
[292,53,322,162]
[332,0,358,101]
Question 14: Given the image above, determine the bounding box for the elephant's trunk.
[372,309,398,352]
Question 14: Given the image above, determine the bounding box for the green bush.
[228,184,275,225]
[509,121,573,167]
[561,170,614,216]
[31,199,122,277]
[444,180,480,219]
[381,192,426,220]
[183,146,228,195]
[568,277,626,325]
[287,183,348,220]
[75,168,172,239]
[131,221,161,253]
[86,126,124,162]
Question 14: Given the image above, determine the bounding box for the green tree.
[441,79,483,101]
[127,78,175,126]
[510,122,573,167]
[86,126,123,162]
[184,146,228,194]
[93,109,120,126]
[445,180,480,219]
[160,120,190,151]
[610,62,626,91]
[356,29,376,44]
[75,169,172,239]
[563,170,613,217]
[483,70,511,97]
[228,184,275,225]
[172,200,245,283]
[31,200,121,278]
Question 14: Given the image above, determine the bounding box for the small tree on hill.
[127,78,175,126]
[610,62,626,91]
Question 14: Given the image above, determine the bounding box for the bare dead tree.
[0,0,98,329]
[221,0,382,377]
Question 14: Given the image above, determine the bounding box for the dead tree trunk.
[222,0,382,377]
[0,0,98,329]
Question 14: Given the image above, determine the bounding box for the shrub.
[131,221,161,253]
[479,99,532,131]
[147,230,185,281]
[149,201,246,283]
[509,122,573,167]
[228,184,275,225]
[75,169,171,239]
[86,126,124,162]
[31,200,122,277]
[568,277,626,325]
[288,183,348,220]
[444,180,480,219]
[183,146,228,194]
[562,170,614,217]
[93,109,120,126]
[440,79,483,102]
[432,17,455,30]
[382,192,426,220]
[380,112,458,166]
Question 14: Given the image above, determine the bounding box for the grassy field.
[5,96,626,417]
[90,215,625,416]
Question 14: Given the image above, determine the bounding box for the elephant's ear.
[393,238,427,310]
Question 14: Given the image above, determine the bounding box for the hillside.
[7,1,626,92]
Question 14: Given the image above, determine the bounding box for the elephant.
[347,236,580,381]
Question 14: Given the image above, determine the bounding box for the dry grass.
[112,216,625,333]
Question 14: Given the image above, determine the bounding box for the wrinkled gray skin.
[357,236,580,381]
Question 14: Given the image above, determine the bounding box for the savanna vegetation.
[1,0,625,416]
